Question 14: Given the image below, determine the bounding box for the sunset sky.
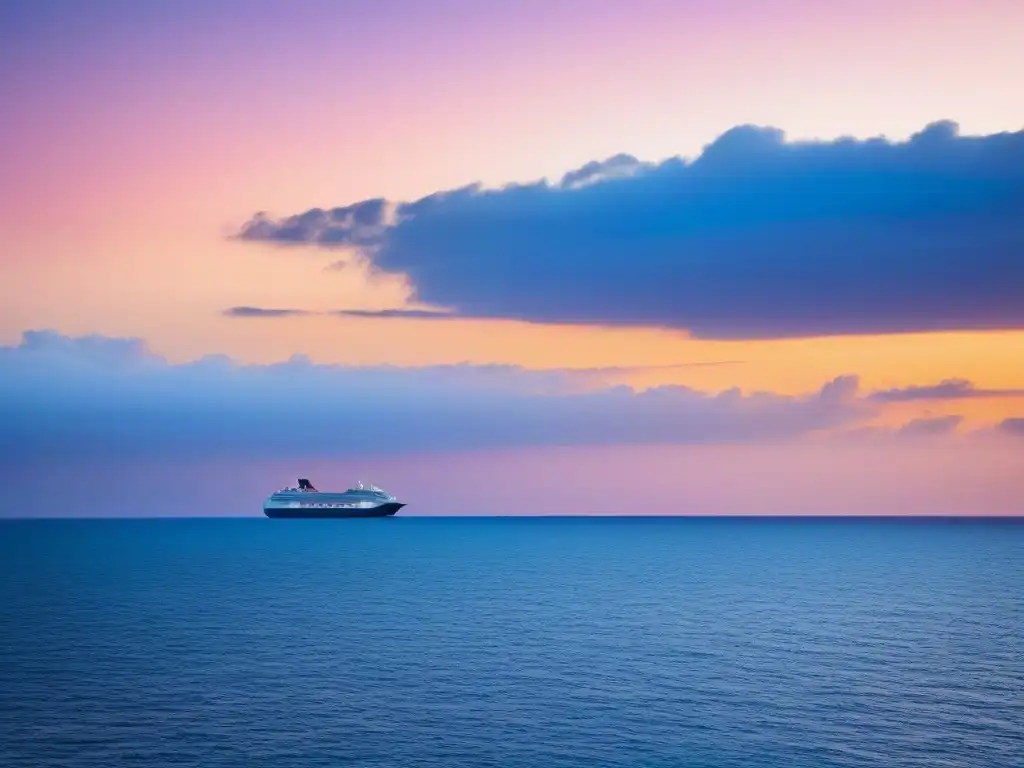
[2,0,1022,516]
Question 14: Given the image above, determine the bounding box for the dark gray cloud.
[224,306,313,318]
[222,306,456,320]
[238,198,389,247]
[238,120,1024,339]
[841,414,973,441]
[0,331,868,460]
[869,378,1024,402]
[331,308,457,320]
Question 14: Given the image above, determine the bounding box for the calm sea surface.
[1,517,1022,768]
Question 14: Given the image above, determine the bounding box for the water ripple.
[1,517,1022,768]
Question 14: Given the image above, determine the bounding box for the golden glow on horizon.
[3,221,1023,436]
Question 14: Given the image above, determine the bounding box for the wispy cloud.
[222,306,456,321]
[869,378,1024,402]
[238,199,391,248]
[897,414,964,437]
[331,308,457,320]
[223,306,314,318]
[997,418,1024,436]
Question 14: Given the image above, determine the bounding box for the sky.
[1,0,1023,516]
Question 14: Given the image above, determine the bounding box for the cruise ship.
[263,479,405,518]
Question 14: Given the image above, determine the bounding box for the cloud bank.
[1,331,877,461]
[4,332,1020,517]
[238,120,1024,339]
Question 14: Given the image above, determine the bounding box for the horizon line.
[2,514,1022,522]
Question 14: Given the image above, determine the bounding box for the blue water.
[2,517,1022,768]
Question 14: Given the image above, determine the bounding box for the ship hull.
[263,502,404,519]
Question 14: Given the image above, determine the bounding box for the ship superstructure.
[263,479,405,518]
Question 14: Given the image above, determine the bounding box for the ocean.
[1,517,1022,768]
